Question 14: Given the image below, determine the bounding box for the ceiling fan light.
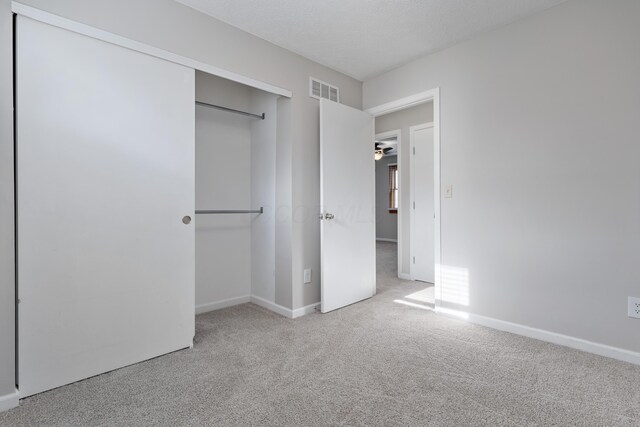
[374,150,383,161]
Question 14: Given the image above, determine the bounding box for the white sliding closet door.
[16,16,195,397]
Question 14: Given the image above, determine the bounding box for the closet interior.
[195,71,287,314]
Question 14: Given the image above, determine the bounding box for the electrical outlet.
[303,269,312,284]
[629,297,640,319]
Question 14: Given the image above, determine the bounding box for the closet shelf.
[195,100,265,120]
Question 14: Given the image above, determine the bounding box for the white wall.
[375,155,398,241]
[375,103,434,275]
[364,0,640,354]
[195,72,252,312]
[0,0,16,407]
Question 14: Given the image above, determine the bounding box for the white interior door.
[320,99,375,313]
[16,16,195,397]
[410,124,435,283]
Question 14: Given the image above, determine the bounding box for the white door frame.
[409,122,435,283]
[374,129,402,274]
[366,88,441,307]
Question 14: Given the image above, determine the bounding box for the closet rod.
[195,100,265,120]
[195,207,264,215]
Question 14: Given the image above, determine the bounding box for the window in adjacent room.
[388,163,398,213]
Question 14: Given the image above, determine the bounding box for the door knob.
[324,213,335,220]
[182,216,192,224]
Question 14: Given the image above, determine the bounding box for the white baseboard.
[0,389,19,412]
[250,296,318,319]
[436,308,640,366]
[398,273,412,281]
[250,295,293,318]
[292,302,320,318]
[195,295,251,315]
[195,294,318,320]
[376,238,397,243]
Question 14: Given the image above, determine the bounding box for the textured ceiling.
[177,0,567,81]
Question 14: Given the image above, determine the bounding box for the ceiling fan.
[374,142,393,160]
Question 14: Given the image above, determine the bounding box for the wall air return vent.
[309,77,339,102]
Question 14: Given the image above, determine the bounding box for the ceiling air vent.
[310,77,339,102]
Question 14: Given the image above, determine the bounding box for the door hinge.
[413,201,415,209]
[413,147,415,155]
[413,257,415,264]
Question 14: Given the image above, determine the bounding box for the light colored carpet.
[1,241,639,426]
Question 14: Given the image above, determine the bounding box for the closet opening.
[194,71,292,317]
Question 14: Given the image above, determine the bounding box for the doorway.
[373,130,401,274]
[368,89,441,305]
[318,89,440,313]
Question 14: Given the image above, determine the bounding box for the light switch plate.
[304,268,312,284]
[629,296,640,319]
[444,185,453,198]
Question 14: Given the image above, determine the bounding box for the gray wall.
[0,0,15,402]
[250,90,279,305]
[275,97,293,309]
[375,103,434,275]
[1,0,362,402]
[375,155,398,241]
[364,0,640,353]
